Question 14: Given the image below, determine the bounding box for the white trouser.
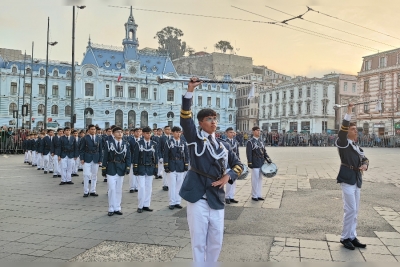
[166,171,184,205]
[37,153,43,168]
[129,164,138,190]
[83,161,99,194]
[187,199,224,262]
[107,174,124,212]
[137,175,153,208]
[24,151,29,162]
[73,157,80,174]
[32,151,37,165]
[340,183,361,241]
[61,157,75,182]
[43,153,52,172]
[158,159,164,176]
[226,180,237,199]
[52,155,60,175]
[251,168,263,198]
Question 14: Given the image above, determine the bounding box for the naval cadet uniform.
[246,136,272,200]
[51,135,62,178]
[26,139,33,164]
[23,139,29,163]
[31,138,37,167]
[180,92,243,262]
[72,136,81,177]
[102,139,131,215]
[41,135,53,174]
[159,134,172,188]
[127,136,140,192]
[36,137,44,170]
[58,135,79,184]
[336,113,369,245]
[225,137,241,203]
[80,134,103,196]
[164,137,189,209]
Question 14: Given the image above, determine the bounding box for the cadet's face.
[65,129,71,136]
[73,132,78,137]
[164,128,171,135]
[173,131,181,139]
[88,127,96,135]
[134,131,140,138]
[49,131,54,136]
[348,126,358,141]
[106,130,112,136]
[58,130,64,136]
[114,130,123,139]
[253,129,260,137]
[143,132,151,140]
[226,130,234,139]
[199,116,217,134]
[157,130,163,136]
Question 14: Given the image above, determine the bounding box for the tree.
[154,26,187,60]
[214,41,234,53]
[186,46,195,56]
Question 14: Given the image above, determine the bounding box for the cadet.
[31,133,38,167]
[159,126,172,190]
[163,126,189,210]
[26,134,34,165]
[36,132,44,170]
[23,135,29,163]
[225,127,240,204]
[58,127,79,185]
[127,128,141,193]
[41,129,54,174]
[102,127,131,216]
[246,126,272,201]
[71,130,80,177]
[80,124,103,197]
[180,78,243,262]
[51,128,63,178]
[133,126,159,213]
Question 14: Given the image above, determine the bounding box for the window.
[115,85,123,97]
[65,105,71,116]
[263,94,266,103]
[322,121,327,132]
[51,105,58,115]
[322,102,327,114]
[66,71,71,78]
[128,87,136,98]
[397,97,400,111]
[276,92,279,100]
[269,107,272,117]
[24,83,31,94]
[66,86,71,97]
[262,108,266,117]
[379,77,385,90]
[141,87,148,99]
[283,91,286,99]
[229,114,232,122]
[364,80,369,92]
[379,57,386,68]
[216,97,220,107]
[229,98,233,108]
[39,69,45,77]
[381,102,385,112]
[53,70,58,77]
[323,88,327,97]
[363,122,369,134]
[12,66,17,73]
[153,88,157,100]
[306,103,311,114]
[26,68,31,75]
[298,103,302,114]
[207,97,211,106]
[10,82,17,94]
[39,84,45,95]
[251,109,253,115]
[87,71,93,76]
[198,96,202,106]
[52,85,58,96]
[38,104,44,115]
[282,104,286,116]
[85,83,94,96]
[269,94,272,102]
[199,84,202,90]
[352,83,356,93]
[9,103,17,114]
[167,90,174,101]
[275,106,279,116]
[364,103,369,113]
[299,88,302,98]
[344,82,348,92]
[217,86,220,91]
[207,85,211,90]
[306,87,311,97]
[364,60,371,71]
[106,85,110,97]
[290,90,294,99]
[290,104,294,115]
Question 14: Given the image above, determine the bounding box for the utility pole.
[29,42,34,130]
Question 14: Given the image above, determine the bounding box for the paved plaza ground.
[0,146,399,262]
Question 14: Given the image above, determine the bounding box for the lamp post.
[71,5,86,129]
[44,17,58,130]
[29,42,34,130]
[21,51,27,129]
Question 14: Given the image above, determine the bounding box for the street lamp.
[71,5,86,129]
[44,17,58,130]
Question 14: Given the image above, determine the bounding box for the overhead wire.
[265,5,397,48]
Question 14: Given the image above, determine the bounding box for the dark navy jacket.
[132,139,159,176]
[159,134,172,158]
[79,135,103,163]
[32,139,38,152]
[59,135,79,159]
[336,117,369,188]
[179,95,243,210]
[36,138,44,154]
[163,138,189,173]
[102,139,131,176]
[127,136,139,164]
[51,136,62,156]
[246,137,270,168]
[226,138,240,160]
[41,136,52,155]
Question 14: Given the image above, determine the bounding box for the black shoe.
[114,211,123,215]
[158,176,162,179]
[143,207,153,212]
[103,179,107,182]
[83,194,89,197]
[32,165,35,167]
[252,197,259,201]
[225,198,231,204]
[174,204,183,209]
[78,169,83,172]
[37,168,41,170]
[66,181,74,184]
[351,238,366,248]
[135,189,138,192]
[169,205,175,210]
[72,173,79,177]
[258,197,265,201]
[129,189,134,193]
[41,168,44,170]
[90,193,98,197]
[58,175,61,177]
[49,171,53,173]
[82,181,84,184]
[230,199,239,203]
[162,186,169,191]
[340,239,355,250]
[89,180,91,184]
[137,208,143,213]
[53,175,58,178]
[59,182,65,185]
[108,212,114,216]
[44,171,48,174]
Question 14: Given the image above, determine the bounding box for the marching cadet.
[36,132,44,171]
[225,127,240,204]
[102,127,131,216]
[31,133,38,167]
[23,135,29,163]
[103,125,117,182]
[180,78,243,262]
[71,130,80,177]
[51,128,63,178]
[133,126,159,213]
[41,129,54,174]
[246,126,272,201]
[26,134,34,165]
[58,127,79,185]
[159,126,172,190]
[80,124,103,197]
[78,130,85,172]
[163,126,189,210]
[127,128,141,193]
[336,103,369,250]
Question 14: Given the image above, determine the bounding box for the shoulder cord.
[335,138,350,149]
[106,140,127,157]
[187,129,227,160]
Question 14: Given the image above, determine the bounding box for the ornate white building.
[0,7,236,130]
[258,78,336,133]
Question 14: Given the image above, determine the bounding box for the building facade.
[258,78,336,133]
[0,8,236,130]
[356,48,400,136]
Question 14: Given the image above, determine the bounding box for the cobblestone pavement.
[0,147,399,262]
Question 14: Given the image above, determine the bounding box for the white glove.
[159,158,163,164]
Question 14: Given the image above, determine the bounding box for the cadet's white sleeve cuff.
[184,92,193,99]
[344,113,351,121]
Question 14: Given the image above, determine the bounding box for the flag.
[247,83,255,100]
[117,73,122,82]
[145,75,148,85]
[375,100,382,112]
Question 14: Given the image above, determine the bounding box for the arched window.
[207,85,211,90]
[140,111,148,128]
[26,68,31,75]
[85,83,94,96]
[167,111,174,119]
[38,104,45,115]
[115,110,123,127]
[66,71,71,78]
[217,86,220,91]
[65,105,71,116]
[128,110,136,128]
[216,113,220,122]
[9,103,17,114]
[229,114,233,122]
[40,69,45,77]
[53,70,59,77]
[11,66,17,73]
[51,105,58,115]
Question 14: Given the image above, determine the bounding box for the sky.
[1,0,399,78]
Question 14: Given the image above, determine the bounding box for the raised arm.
[180,78,202,144]
[337,103,354,147]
